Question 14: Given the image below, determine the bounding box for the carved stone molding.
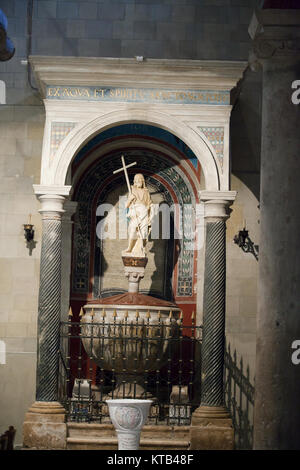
[248,8,300,68]
[253,37,300,60]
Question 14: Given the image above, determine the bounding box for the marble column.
[23,187,71,449]
[190,190,236,450]
[249,9,300,450]
[36,194,66,401]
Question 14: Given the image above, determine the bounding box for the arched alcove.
[69,124,202,323]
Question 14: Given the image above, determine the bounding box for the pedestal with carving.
[107,399,152,450]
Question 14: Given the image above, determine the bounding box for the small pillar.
[125,269,145,293]
[190,191,236,450]
[122,256,148,293]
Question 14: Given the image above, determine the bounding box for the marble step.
[66,436,189,451]
[67,423,190,450]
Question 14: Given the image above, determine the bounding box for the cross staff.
[113,155,145,243]
[113,155,137,193]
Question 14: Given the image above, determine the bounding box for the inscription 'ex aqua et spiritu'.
[46,85,230,105]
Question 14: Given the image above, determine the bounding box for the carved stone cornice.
[29,56,247,97]
[248,8,300,68]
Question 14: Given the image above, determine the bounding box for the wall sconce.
[233,223,259,261]
[23,214,34,242]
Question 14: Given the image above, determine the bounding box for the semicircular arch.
[50,108,220,190]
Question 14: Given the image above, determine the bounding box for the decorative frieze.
[46,85,230,105]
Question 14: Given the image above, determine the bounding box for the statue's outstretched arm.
[126,192,136,209]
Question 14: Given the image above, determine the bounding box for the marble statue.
[123,173,154,257]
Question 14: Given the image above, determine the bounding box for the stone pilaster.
[190,191,236,450]
[249,9,300,450]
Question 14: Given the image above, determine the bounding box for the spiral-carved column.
[23,191,70,450]
[36,197,64,401]
[190,191,236,450]
[201,220,226,406]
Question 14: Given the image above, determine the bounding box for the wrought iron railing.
[58,315,202,426]
[224,343,255,450]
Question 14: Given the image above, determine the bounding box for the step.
[66,436,189,451]
[67,422,190,440]
[68,423,115,438]
[66,423,190,450]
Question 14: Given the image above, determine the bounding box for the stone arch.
[50,108,220,190]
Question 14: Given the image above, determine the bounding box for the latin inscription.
[46,86,230,105]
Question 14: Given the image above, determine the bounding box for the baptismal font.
[81,156,181,399]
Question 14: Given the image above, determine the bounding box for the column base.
[189,405,234,450]
[23,401,66,449]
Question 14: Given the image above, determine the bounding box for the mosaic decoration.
[50,121,76,158]
[72,150,196,298]
[198,127,224,170]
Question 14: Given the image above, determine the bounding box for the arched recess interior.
[69,124,202,324]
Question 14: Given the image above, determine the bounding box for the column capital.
[248,9,300,69]
[200,190,236,221]
[37,194,66,219]
[33,185,72,219]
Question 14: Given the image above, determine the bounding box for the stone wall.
[0,0,261,446]
[0,104,44,444]
[226,175,260,383]
[227,64,262,381]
